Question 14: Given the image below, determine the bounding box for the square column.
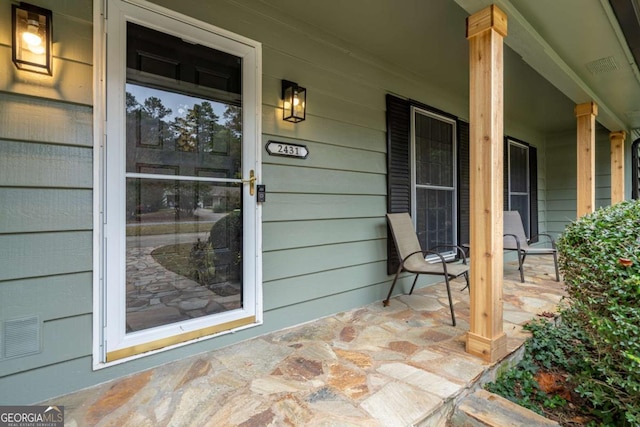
[610,131,626,204]
[465,4,508,363]
[575,102,598,217]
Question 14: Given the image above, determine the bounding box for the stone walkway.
[126,245,240,332]
[46,257,566,426]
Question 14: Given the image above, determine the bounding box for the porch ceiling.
[260,0,640,135]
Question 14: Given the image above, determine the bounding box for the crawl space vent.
[585,56,619,75]
[3,316,41,359]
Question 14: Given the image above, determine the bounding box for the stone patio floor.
[47,257,566,426]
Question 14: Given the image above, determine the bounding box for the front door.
[100,0,262,363]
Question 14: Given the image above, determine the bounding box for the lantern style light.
[282,80,306,123]
[12,2,53,75]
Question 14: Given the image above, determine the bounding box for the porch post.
[610,131,626,204]
[465,4,508,362]
[575,102,598,217]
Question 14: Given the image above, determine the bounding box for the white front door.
[98,0,262,364]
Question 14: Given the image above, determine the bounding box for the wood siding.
[545,127,611,237]
[0,0,94,403]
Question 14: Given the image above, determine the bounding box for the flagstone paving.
[45,257,566,426]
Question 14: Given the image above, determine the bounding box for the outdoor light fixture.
[282,80,306,123]
[12,2,53,75]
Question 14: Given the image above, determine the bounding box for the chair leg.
[552,252,560,281]
[461,271,470,293]
[383,265,404,306]
[408,274,420,295]
[518,252,525,283]
[444,275,456,327]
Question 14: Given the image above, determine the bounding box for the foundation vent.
[585,56,619,75]
[3,316,41,359]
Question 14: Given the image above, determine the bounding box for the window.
[386,95,462,273]
[411,108,457,258]
[386,94,539,272]
[505,137,538,240]
[96,0,262,365]
[507,139,530,237]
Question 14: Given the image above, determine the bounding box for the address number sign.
[266,141,309,159]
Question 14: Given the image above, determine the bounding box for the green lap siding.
[0,315,92,377]
[0,189,92,233]
[546,127,612,237]
[0,232,92,281]
[0,0,94,403]
[263,218,386,251]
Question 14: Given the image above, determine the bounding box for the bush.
[208,210,242,282]
[556,200,640,425]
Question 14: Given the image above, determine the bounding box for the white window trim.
[410,107,458,261]
[92,0,262,369]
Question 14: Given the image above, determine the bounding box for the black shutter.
[529,146,539,242]
[457,121,470,248]
[386,94,411,274]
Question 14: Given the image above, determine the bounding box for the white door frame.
[92,0,262,368]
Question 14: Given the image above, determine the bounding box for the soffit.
[258,0,640,133]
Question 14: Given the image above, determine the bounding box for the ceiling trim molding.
[454,0,628,132]
[605,0,640,85]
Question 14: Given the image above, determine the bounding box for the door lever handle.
[242,170,256,196]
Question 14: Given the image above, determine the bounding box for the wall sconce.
[282,80,306,123]
[12,2,53,75]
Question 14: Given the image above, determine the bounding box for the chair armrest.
[529,233,556,248]
[400,250,450,274]
[503,233,523,251]
[402,250,446,264]
[428,245,468,264]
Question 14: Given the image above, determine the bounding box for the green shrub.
[485,319,587,417]
[556,200,640,425]
[208,210,242,282]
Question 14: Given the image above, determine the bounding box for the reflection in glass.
[416,188,454,253]
[415,113,453,187]
[125,84,242,178]
[509,143,530,237]
[123,22,245,334]
[125,179,242,332]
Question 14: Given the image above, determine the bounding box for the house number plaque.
[266,141,309,159]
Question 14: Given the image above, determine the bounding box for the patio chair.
[384,212,470,326]
[503,210,560,283]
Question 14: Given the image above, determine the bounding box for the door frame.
[92,0,262,368]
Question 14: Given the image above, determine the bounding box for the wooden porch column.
[575,102,598,217]
[610,131,626,204]
[465,5,508,363]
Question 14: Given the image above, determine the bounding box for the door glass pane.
[125,179,242,332]
[125,22,244,334]
[416,188,454,252]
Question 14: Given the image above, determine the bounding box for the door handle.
[242,170,256,196]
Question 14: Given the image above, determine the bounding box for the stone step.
[449,389,560,427]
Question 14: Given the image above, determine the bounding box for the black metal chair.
[503,211,560,283]
[384,212,469,326]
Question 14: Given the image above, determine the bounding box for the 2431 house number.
[266,141,309,159]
